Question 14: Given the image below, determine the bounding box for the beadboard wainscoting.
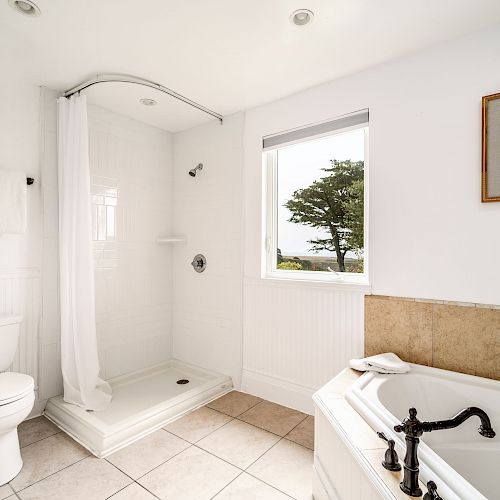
[242,278,369,413]
[0,267,41,411]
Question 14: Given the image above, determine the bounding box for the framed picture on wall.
[482,92,500,202]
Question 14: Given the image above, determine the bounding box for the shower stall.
[42,77,242,457]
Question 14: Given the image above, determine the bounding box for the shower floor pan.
[44,359,232,458]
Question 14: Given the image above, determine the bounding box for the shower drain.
[176,379,190,385]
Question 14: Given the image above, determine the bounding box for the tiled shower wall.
[88,105,174,379]
[40,95,175,404]
[172,113,244,387]
[365,295,500,379]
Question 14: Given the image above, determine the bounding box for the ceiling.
[2,0,500,132]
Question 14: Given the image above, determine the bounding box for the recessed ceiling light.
[8,0,41,16]
[139,98,157,106]
[290,9,314,26]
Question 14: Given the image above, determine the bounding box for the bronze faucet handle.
[377,432,401,472]
[423,481,443,500]
[394,407,427,438]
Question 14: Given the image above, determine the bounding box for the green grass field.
[279,254,363,273]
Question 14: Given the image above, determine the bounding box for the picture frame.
[482,92,500,202]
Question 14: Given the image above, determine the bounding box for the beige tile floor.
[4,391,314,500]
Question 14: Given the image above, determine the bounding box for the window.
[263,111,368,282]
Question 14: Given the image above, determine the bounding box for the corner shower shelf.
[156,236,187,244]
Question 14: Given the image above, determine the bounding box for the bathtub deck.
[346,364,499,499]
[312,368,429,500]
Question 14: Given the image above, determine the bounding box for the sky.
[277,127,366,257]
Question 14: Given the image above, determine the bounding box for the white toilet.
[0,315,35,486]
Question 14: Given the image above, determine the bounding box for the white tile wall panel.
[39,341,63,400]
[171,113,245,387]
[88,104,174,379]
[39,87,62,407]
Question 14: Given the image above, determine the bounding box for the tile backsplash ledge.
[365,295,500,380]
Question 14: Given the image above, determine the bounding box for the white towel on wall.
[349,352,410,374]
[0,169,27,234]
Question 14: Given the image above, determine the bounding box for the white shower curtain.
[57,95,112,411]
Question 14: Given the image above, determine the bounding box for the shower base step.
[44,359,232,458]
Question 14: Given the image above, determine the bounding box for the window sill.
[256,272,371,293]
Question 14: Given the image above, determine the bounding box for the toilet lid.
[0,373,34,405]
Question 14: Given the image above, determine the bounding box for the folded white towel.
[349,352,410,374]
[0,169,27,234]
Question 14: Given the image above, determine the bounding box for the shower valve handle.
[191,254,207,273]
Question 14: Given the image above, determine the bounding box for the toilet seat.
[0,373,34,406]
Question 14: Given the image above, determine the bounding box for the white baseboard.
[241,369,315,414]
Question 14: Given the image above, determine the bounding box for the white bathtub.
[346,364,500,500]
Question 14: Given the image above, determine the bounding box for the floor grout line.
[189,442,296,499]
[118,409,280,490]
[235,416,308,438]
[19,430,62,450]
[208,470,245,500]
[242,435,303,499]
[192,444,246,472]
[101,413,241,491]
[163,413,236,446]
[130,442,192,482]
[11,454,90,496]
[206,392,263,418]
[283,434,314,451]
[104,482,134,500]
[16,426,62,451]
[103,457,137,484]
[105,480,161,500]
[244,468,297,499]
[243,435,284,471]
[132,482,162,500]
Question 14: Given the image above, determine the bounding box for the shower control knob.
[191,254,207,273]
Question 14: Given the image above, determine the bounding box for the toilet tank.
[0,315,22,372]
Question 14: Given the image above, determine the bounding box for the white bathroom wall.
[87,105,174,380]
[242,26,500,411]
[0,78,43,413]
[172,113,244,386]
[7,24,500,418]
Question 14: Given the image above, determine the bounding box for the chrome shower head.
[189,163,203,177]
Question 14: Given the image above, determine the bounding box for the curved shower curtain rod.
[64,73,223,124]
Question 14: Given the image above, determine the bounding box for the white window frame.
[262,121,369,285]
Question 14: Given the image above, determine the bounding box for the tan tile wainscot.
[365,295,500,379]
